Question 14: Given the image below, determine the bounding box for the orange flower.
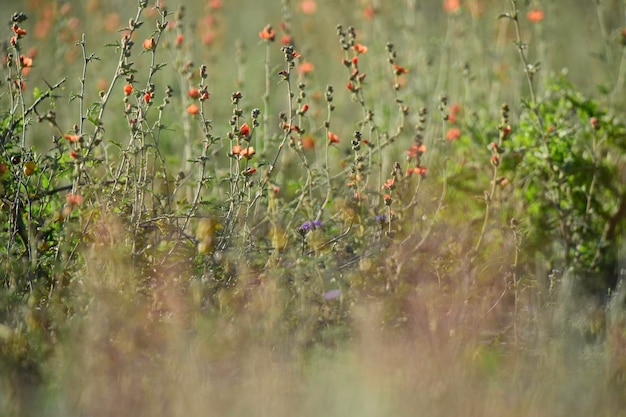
[19,55,33,76]
[393,63,408,75]
[527,9,544,23]
[232,145,242,155]
[446,127,461,141]
[12,25,27,37]
[203,31,215,45]
[407,143,427,158]
[301,136,315,149]
[300,0,317,14]
[143,38,156,50]
[123,84,133,95]
[19,55,33,68]
[103,12,121,33]
[209,0,223,9]
[144,92,153,104]
[187,103,199,115]
[240,146,255,159]
[188,88,201,98]
[64,134,81,142]
[66,193,84,206]
[353,43,368,54]
[327,132,340,144]
[242,167,256,176]
[363,5,375,20]
[239,122,251,137]
[443,0,461,13]
[298,61,315,75]
[259,25,276,41]
[382,178,395,189]
[175,34,184,47]
[281,34,292,46]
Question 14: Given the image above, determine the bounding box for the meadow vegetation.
[1,0,626,416]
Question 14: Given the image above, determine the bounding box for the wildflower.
[259,25,276,41]
[175,34,184,47]
[12,25,27,37]
[64,134,81,142]
[491,155,500,167]
[239,122,251,137]
[143,38,156,50]
[281,34,292,45]
[301,136,315,149]
[590,117,600,130]
[495,176,509,186]
[187,103,199,115]
[323,289,341,301]
[443,0,461,13]
[123,84,133,95]
[203,31,215,45]
[242,167,257,176]
[415,166,428,177]
[353,43,368,54]
[298,104,309,115]
[407,143,426,158]
[363,5,375,20]
[240,146,255,159]
[446,127,461,141]
[300,0,317,14]
[327,131,340,144]
[298,61,315,75]
[103,12,121,33]
[393,63,408,75]
[144,92,153,104]
[298,220,322,234]
[19,55,33,76]
[527,9,544,23]
[188,88,201,98]
[19,55,33,68]
[66,193,84,206]
[382,178,395,189]
[69,150,78,159]
[384,194,392,205]
[209,0,223,9]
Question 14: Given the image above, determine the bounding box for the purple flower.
[323,289,342,300]
[298,220,322,233]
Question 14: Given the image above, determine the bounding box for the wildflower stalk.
[84,2,147,164]
[474,104,509,255]
[249,45,296,209]
[316,85,334,222]
[262,39,271,154]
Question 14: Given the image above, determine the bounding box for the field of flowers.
[1,0,626,416]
